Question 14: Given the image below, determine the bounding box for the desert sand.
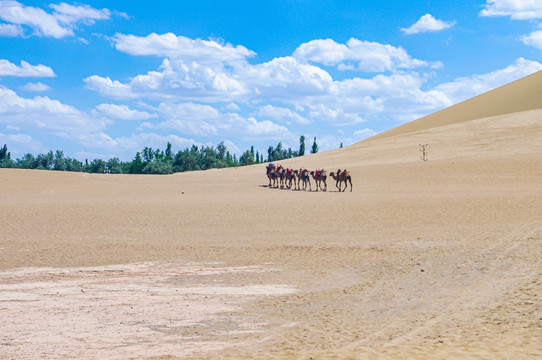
[1,72,542,359]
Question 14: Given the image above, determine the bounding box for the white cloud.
[521,30,542,49]
[401,14,456,35]
[480,0,542,20]
[112,33,255,63]
[85,35,451,128]
[139,101,293,141]
[0,0,117,38]
[85,59,247,101]
[245,56,334,100]
[150,102,224,136]
[353,128,378,140]
[85,33,542,139]
[84,75,135,99]
[94,103,156,120]
[0,0,72,38]
[0,132,42,156]
[0,86,108,135]
[50,2,111,25]
[73,132,202,161]
[0,59,55,77]
[293,38,441,72]
[20,82,51,91]
[224,102,241,111]
[254,105,310,125]
[0,22,21,36]
[242,116,291,139]
[308,104,365,126]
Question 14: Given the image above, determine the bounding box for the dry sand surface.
[2,75,542,359]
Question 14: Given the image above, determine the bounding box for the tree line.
[0,136,320,174]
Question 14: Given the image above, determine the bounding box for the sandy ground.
[2,105,542,357]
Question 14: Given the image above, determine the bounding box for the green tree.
[0,144,8,161]
[310,137,319,154]
[53,150,67,171]
[217,141,227,159]
[17,153,36,169]
[36,151,54,170]
[128,152,145,174]
[239,149,254,166]
[107,157,123,174]
[299,135,305,156]
[88,159,106,173]
[142,160,173,174]
[0,144,15,168]
[267,146,274,162]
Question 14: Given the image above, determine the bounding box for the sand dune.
[369,69,542,141]
[1,73,542,359]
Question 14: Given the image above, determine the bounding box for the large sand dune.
[1,72,542,359]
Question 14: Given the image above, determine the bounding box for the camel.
[266,164,278,187]
[310,169,327,191]
[298,168,311,191]
[329,169,352,192]
[285,168,299,190]
[276,165,286,188]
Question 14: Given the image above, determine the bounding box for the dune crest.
[367,70,542,141]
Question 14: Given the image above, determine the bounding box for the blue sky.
[1,0,542,161]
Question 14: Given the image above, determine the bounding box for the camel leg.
[349,178,352,192]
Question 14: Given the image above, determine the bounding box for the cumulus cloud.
[151,102,292,140]
[85,59,247,101]
[401,14,456,35]
[84,75,135,99]
[112,33,255,63]
[0,59,55,77]
[0,86,108,135]
[0,22,21,36]
[50,2,111,25]
[480,0,542,20]
[245,56,334,100]
[85,34,453,128]
[254,105,310,125]
[20,82,51,91]
[94,103,156,120]
[308,104,365,126]
[521,30,542,49]
[82,31,542,150]
[293,38,441,72]
[0,0,118,38]
[0,132,41,156]
[148,102,224,136]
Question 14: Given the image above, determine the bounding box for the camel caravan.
[265,163,352,192]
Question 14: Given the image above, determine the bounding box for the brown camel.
[285,168,299,190]
[276,165,287,188]
[297,168,311,191]
[310,169,327,191]
[266,164,278,187]
[329,169,352,192]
